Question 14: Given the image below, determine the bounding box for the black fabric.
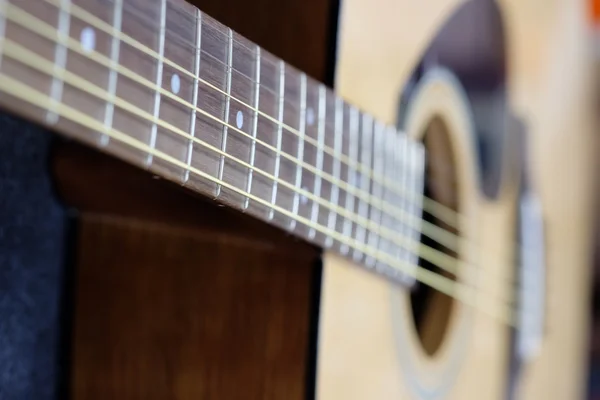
[0,115,69,400]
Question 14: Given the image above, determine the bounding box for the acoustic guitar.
[0,0,597,399]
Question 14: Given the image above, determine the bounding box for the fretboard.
[0,0,426,284]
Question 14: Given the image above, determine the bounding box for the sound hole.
[410,116,459,357]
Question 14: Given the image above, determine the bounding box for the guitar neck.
[0,0,426,283]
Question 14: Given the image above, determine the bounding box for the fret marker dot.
[80,27,96,53]
[300,187,309,205]
[236,110,244,129]
[307,108,315,126]
[170,74,181,94]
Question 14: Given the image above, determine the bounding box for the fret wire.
[290,72,307,231]
[184,8,202,183]
[394,133,410,283]
[405,135,416,272]
[3,4,496,279]
[325,97,343,247]
[101,0,123,147]
[353,113,372,261]
[308,85,326,239]
[0,7,474,284]
[341,106,359,255]
[146,0,167,167]
[216,27,233,197]
[36,0,463,247]
[244,45,260,209]
[402,134,414,274]
[42,0,426,214]
[378,128,397,274]
[366,122,385,268]
[0,73,517,327]
[47,0,71,125]
[268,60,285,219]
[410,145,426,280]
[406,135,420,282]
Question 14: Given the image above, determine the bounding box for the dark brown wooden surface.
[70,214,318,400]
[190,0,335,84]
[51,0,334,397]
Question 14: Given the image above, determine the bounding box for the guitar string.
[3,1,528,314]
[0,24,518,302]
[0,70,519,328]
[0,5,516,312]
[15,1,522,276]
[0,35,518,306]
[58,0,528,273]
[42,0,470,236]
[0,3,520,298]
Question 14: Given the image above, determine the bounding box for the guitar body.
[0,0,597,399]
[319,0,597,399]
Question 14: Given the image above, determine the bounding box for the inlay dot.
[170,74,181,94]
[306,108,315,126]
[300,186,309,205]
[236,110,244,129]
[80,27,96,54]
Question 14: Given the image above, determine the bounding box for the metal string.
[36,0,524,275]
[41,0,474,244]
[0,2,520,299]
[0,70,519,327]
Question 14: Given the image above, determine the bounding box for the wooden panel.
[71,215,318,399]
[189,0,335,84]
[52,140,321,399]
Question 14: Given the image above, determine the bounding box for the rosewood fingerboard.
[0,0,426,284]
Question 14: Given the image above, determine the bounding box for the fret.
[215,27,233,197]
[290,73,307,231]
[353,113,373,262]
[277,66,303,229]
[316,89,336,245]
[325,97,343,248]
[250,50,285,219]
[268,60,285,220]
[335,102,351,248]
[216,30,259,208]
[61,0,119,146]
[308,85,326,239]
[377,128,398,273]
[188,16,233,196]
[407,143,425,281]
[146,0,167,167]
[47,0,71,124]
[152,0,196,181]
[243,45,260,210]
[398,133,416,284]
[101,0,123,147]
[340,106,359,255]
[393,134,407,280]
[184,9,201,183]
[297,77,319,238]
[109,0,167,165]
[365,122,385,268]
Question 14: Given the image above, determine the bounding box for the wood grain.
[71,215,318,400]
[49,0,335,397]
